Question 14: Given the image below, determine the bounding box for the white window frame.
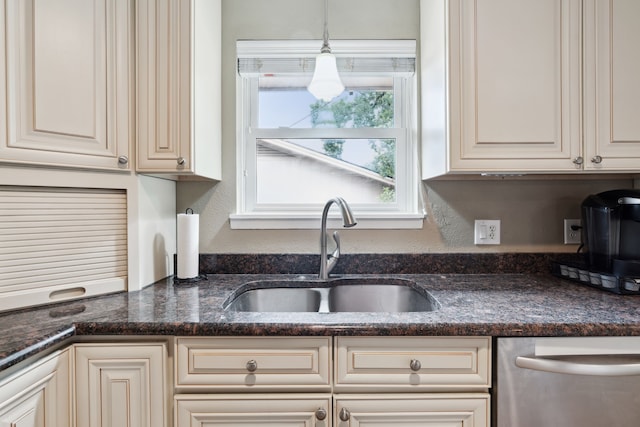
[231,40,423,230]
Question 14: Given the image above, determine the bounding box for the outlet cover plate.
[474,219,501,245]
[564,219,582,244]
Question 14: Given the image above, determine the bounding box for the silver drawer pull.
[245,359,258,372]
[339,408,350,421]
[410,359,422,371]
[118,155,129,165]
[572,156,583,165]
[315,408,327,421]
[177,157,186,166]
[591,155,603,164]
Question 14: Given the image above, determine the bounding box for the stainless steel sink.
[327,284,436,312]
[224,287,322,312]
[224,278,439,313]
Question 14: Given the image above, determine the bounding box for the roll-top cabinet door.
[583,0,640,171]
[74,343,168,427]
[175,394,331,427]
[0,0,133,171]
[0,349,71,427]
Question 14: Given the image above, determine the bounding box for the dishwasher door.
[496,337,640,427]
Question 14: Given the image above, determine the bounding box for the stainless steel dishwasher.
[496,337,640,426]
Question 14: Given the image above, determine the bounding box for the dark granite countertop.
[2,272,640,373]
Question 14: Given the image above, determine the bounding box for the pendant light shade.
[308,52,344,102]
[308,0,344,102]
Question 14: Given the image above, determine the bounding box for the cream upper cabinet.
[421,0,640,177]
[0,0,133,171]
[583,0,640,171]
[0,349,71,427]
[136,0,222,181]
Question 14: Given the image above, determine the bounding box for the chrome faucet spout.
[319,197,357,280]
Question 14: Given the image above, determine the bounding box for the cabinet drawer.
[334,393,489,426]
[335,336,491,391]
[175,394,331,427]
[175,337,331,391]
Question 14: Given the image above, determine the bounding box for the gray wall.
[176,0,635,254]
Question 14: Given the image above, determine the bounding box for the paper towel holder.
[175,207,206,284]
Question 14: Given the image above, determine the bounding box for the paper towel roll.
[177,213,199,279]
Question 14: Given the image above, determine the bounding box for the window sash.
[245,127,408,214]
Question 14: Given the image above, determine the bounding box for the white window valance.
[237,40,416,77]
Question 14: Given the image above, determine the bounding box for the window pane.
[256,138,396,204]
[258,76,394,129]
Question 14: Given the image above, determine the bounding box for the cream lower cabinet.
[175,336,490,427]
[333,336,490,426]
[74,343,168,427]
[0,349,71,427]
[0,0,133,171]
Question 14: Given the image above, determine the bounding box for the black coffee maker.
[581,189,640,276]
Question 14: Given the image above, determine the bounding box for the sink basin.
[328,284,436,312]
[224,278,439,313]
[224,287,322,312]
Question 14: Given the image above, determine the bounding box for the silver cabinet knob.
[177,157,186,166]
[410,359,422,371]
[245,360,258,372]
[118,155,129,165]
[572,156,583,165]
[315,408,327,421]
[591,155,603,164]
[339,408,351,421]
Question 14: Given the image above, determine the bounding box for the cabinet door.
[583,0,640,171]
[136,0,222,180]
[0,349,71,427]
[175,394,331,427]
[74,343,167,427]
[0,0,133,171]
[448,0,582,173]
[334,394,489,427]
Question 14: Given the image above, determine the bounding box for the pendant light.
[307,0,344,102]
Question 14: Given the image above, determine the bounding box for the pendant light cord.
[321,0,331,53]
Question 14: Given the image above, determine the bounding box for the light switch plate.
[474,220,500,245]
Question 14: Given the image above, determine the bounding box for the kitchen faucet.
[319,197,357,280]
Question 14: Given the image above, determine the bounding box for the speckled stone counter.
[2,271,640,373]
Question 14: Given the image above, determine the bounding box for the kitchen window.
[231,40,422,229]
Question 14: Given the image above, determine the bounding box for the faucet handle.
[331,231,341,260]
[324,231,342,276]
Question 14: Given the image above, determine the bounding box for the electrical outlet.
[564,219,582,244]
[474,219,501,245]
